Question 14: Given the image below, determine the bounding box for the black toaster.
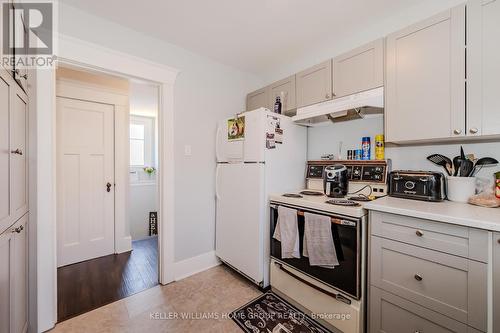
[388,170,446,202]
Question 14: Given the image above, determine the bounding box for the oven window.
[270,207,359,298]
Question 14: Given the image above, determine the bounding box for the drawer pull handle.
[414,274,423,281]
[11,149,23,155]
[415,230,424,237]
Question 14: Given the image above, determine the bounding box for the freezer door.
[215,163,265,283]
[216,109,267,163]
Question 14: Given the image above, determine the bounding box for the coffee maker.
[323,165,349,198]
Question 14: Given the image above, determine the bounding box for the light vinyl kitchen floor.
[50,265,262,333]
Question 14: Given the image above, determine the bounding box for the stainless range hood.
[292,87,384,126]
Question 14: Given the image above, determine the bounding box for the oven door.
[270,203,361,300]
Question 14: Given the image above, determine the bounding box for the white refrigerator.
[215,108,307,287]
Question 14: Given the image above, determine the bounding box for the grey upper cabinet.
[494,232,500,333]
[385,5,466,143]
[268,75,296,114]
[246,86,270,111]
[467,0,500,137]
[296,60,333,108]
[333,38,384,98]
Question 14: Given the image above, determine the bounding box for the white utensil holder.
[446,176,476,203]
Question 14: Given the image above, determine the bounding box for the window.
[130,116,155,167]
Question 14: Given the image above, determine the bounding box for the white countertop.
[364,196,500,231]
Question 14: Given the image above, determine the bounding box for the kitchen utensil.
[426,154,453,176]
[453,156,461,176]
[470,157,499,177]
[459,159,474,178]
[460,146,466,159]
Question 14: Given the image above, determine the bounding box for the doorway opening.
[55,66,161,322]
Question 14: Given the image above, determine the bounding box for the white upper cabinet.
[296,60,333,108]
[333,38,384,98]
[467,0,500,137]
[268,75,296,114]
[385,5,466,143]
[0,74,11,234]
[246,86,270,111]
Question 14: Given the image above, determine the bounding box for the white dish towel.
[273,206,300,259]
[303,212,339,269]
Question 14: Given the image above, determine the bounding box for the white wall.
[58,4,263,262]
[129,82,159,241]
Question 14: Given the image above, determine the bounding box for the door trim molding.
[34,33,179,332]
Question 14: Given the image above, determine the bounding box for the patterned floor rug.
[231,292,331,333]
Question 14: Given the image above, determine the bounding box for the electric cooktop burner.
[299,191,324,196]
[325,199,361,207]
[348,196,372,202]
[282,193,303,198]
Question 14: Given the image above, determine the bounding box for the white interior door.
[56,97,115,267]
[215,163,265,283]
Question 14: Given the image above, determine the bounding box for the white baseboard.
[116,236,132,254]
[173,251,221,281]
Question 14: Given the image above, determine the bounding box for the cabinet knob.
[325,93,330,99]
[415,230,424,237]
[12,225,24,234]
[11,149,23,155]
[414,274,423,281]
[469,127,478,134]
[453,129,462,135]
[106,182,112,192]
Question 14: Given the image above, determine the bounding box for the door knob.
[106,182,112,192]
[11,149,23,155]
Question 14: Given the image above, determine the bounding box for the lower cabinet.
[368,212,488,333]
[494,232,500,333]
[0,214,28,333]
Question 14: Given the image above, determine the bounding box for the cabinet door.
[494,232,500,333]
[10,88,28,221]
[333,38,384,98]
[246,86,270,111]
[12,215,27,333]
[268,75,296,114]
[0,229,14,333]
[296,60,332,108]
[0,73,12,234]
[467,0,500,137]
[385,5,465,142]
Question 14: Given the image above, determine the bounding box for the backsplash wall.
[307,118,500,182]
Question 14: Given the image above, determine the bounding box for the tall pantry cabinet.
[0,66,29,333]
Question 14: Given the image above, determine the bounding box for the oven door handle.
[274,262,352,305]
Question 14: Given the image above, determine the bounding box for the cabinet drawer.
[370,211,488,262]
[369,286,482,333]
[370,236,487,331]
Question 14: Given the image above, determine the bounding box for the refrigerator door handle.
[215,165,220,200]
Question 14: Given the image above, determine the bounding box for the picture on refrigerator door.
[227,117,245,141]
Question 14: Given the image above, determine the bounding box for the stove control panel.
[306,160,389,184]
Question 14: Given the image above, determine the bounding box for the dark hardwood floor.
[57,236,158,322]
